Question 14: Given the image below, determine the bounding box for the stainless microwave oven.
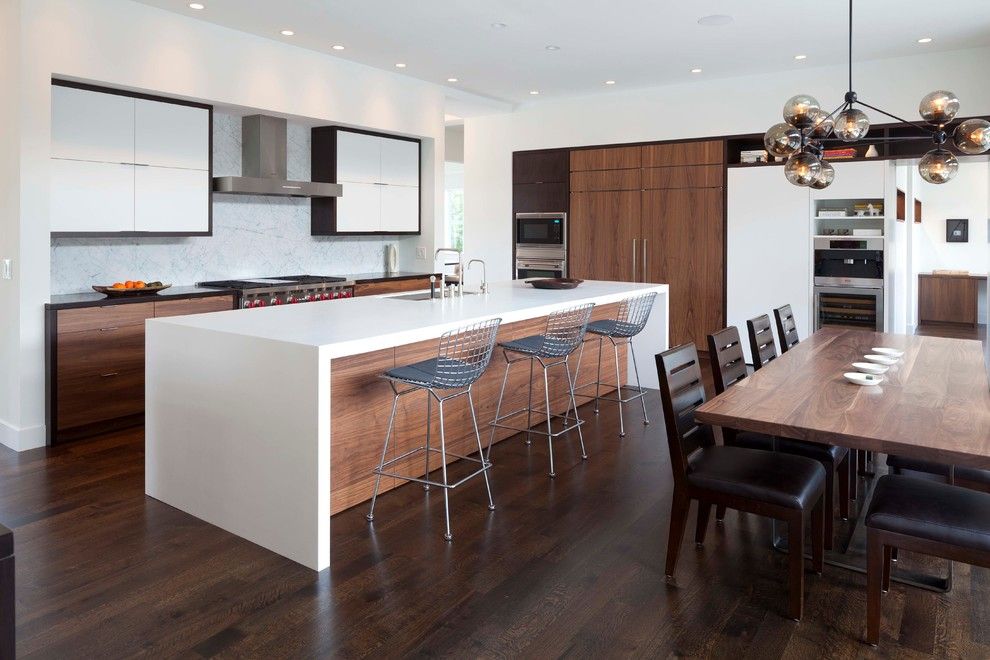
[516,212,566,248]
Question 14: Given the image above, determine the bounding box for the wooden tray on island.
[93,283,172,297]
[525,278,583,290]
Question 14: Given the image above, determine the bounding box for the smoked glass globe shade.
[783,94,820,129]
[784,152,821,186]
[809,160,835,190]
[808,108,834,139]
[834,108,870,141]
[764,122,802,157]
[918,90,960,125]
[918,149,958,184]
[952,118,990,154]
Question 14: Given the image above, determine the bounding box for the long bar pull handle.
[642,239,648,283]
[631,238,638,282]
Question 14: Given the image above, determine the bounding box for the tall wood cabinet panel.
[569,191,640,282]
[642,140,723,167]
[642,187,724,348]
[570,146,641,171]
[570,169,641,192]
[513,151,568,184]
[642,164,723,190]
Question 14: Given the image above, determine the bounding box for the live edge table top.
[694,327,990,470]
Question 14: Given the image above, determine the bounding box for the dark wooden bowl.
[525,278,583,290]
[92,284,172,297]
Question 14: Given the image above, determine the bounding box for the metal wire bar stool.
[573,291,657,438]
[366,317,502,542]
[485,303,595,478]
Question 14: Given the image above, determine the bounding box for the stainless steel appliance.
[199,275,355,309]
[515,212,566,279]
[813,236,884,331]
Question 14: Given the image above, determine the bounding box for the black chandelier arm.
[814,135,933,144]
[855,100,937,135]
[848,0,854,91]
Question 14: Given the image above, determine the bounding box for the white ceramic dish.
[871,347,904,358]
[844,372,884,386]
[853,362,889,375]
[864,354,898,366]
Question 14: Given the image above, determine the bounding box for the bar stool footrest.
[573,381,648,405]
[490,407,585,438]
[372,446,490,490]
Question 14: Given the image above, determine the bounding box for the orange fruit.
[135,281,146,289]
[112,282,125,289]
[125,281,135,289]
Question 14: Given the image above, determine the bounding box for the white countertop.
[149,279,668,358]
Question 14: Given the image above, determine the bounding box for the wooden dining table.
[695,327,990,470]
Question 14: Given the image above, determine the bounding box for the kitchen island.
[145,280,668,570]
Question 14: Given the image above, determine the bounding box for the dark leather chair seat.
[867,475,990,553]
[385,357,469,388]
[732,432,847,464]
[886,455,990,486]
[688,446,826,510]
[499,334,573,358]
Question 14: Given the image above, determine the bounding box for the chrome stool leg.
[367,390,400,522]
[486,357,512,463]
[525,356,535,445]
[613,338,626,437]
[423,393,432,490]
[542,360,556,478]
[564,355,588,460]
[468,388,495,511]
[437,393,453,542]
[594,336,604,415]
[629,340,650,426]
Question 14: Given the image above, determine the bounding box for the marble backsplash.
[50,112,396,293]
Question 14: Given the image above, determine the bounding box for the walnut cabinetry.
[918,273,985,326]
[353,276,435,297]
[46,293,235,443]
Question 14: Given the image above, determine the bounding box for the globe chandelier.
[764,0,990,189]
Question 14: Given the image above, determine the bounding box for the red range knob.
[256,299,266,307]
[321,292,331,301]
[273,298,283,306]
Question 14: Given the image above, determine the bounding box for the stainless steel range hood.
[212,115,342,198]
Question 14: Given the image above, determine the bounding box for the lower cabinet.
[46,294,234,443]
[353,276,435,297]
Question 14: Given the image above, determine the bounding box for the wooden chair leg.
[665,490,691,578]
[715,504,727,523]
[788,513,806,621]
[823,464,835,551]
[811,496,824,574]
[866,532,884,646]
[882,545,892,592]
[695,502,712,546]
[838,453,850,520]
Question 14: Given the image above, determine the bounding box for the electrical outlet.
[1,259,11,280]
[415,246,426,260]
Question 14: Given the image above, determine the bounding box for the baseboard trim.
[0,418,46,452]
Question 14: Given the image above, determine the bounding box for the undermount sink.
[392,291,480,301]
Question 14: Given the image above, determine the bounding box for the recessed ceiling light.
[331,44,345,50]
[794,54,807,60]
[918,37,933,43]
[605,80,616,85]
[280,29,295,36]
[447,77,459,83]
[697,14,733,26]
[545,45,560,51]
[690,68,703,74]
[395,63,407,68]
[188,2,205,9]
[529,90,540,95]
[491,22,507,29]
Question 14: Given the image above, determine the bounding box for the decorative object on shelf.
[818,209,848,218]
[763,0,989,189]
[740,149,769,164]
[867,203,880,217]
[946,218,969,243]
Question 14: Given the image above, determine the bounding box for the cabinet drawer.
[57,325,145,380]
[642,140,724,167]
[570,169,641,192]
[58,303,155,333]
[57,368,144,430]
[642,165,724,189]
[354,278,433,297]
[570,146,641,172]
[155,295,234,318]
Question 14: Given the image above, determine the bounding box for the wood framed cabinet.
[918,273,984,326]
[45,292,235,443]
[311,127,421,235]
[50,81,212,236]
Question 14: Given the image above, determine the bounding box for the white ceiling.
[132,0,990,105]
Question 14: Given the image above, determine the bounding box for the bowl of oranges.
[93,280,171,297]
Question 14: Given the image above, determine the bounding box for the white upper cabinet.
[134,99,210,170]
[380,138,419,186]
[335,131,381,184]
[135,167,210,233]
[51,85,135,163]
[50,159,135,233]
[332,128,421,234]
[811,161,886,201]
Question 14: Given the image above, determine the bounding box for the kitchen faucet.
[468,259,488,294]
[434,248,464,298]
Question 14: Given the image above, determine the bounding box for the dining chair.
[773,304,800,353]
[707,326,851,549]
[746,314,777,370]
[885,455,990,493]
[865,474,990,646]
[656,342,826,621]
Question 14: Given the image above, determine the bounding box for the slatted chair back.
[706,326,748,395]
[747,314,778,371]
[433,318,503,388]
[656,343,716,488]
[774,304,800,353]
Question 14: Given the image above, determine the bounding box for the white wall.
[3,0,457,449]
[464,47,990,282]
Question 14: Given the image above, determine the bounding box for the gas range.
[199,275,356,309]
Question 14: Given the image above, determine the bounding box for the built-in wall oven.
[812,236,885,331]
[515,212,567,279]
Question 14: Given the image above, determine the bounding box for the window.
[444,161,464,250]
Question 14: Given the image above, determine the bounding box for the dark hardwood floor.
[1,322,986,658]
